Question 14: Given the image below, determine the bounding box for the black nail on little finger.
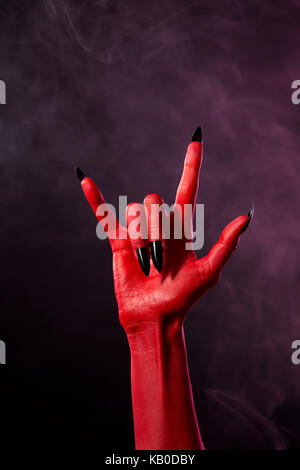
[75,165,86,182]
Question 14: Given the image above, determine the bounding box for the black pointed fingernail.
[136,247,150,276]
[75,165,85,182]
[150,241,163,273]
[241,203,254,233]
[191,126,202,143]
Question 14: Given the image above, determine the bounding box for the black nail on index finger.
[151,241,163,273]
[241,203,254,234]
[75,165,86,182]
[191,126,202,143]
[136,247,150,277]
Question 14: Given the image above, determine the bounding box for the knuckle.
[143,193,163,205]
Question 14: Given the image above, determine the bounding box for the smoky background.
[0,0,300,449]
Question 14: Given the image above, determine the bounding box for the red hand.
[77,132,253,449]
[80,140,250,330]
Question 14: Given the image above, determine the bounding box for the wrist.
[125,316,186,355]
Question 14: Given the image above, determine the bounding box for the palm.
[113,238,211,329]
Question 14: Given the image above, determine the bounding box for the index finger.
[175,130,203,212]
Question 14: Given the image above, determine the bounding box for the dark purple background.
[1,0,300,449]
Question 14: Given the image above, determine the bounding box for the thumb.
[206,205,254,278]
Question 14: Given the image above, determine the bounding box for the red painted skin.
[79,141,250,450]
